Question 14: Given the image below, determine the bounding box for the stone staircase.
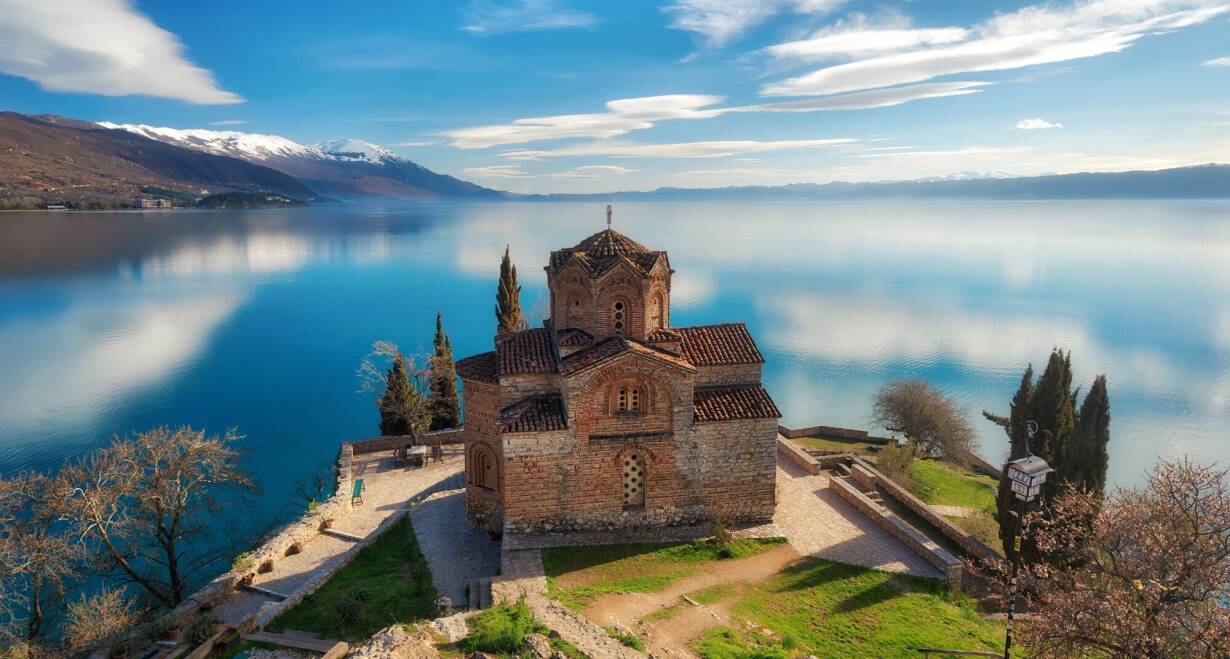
[468,576,493,611]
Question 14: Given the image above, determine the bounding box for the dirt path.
[582,544,801,657]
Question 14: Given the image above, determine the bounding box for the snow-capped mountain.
[95,122,500,199]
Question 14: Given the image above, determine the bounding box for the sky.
[1,0,1229,193]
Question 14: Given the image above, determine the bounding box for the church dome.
[572,229,650,259]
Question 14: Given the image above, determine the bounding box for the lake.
[1,200,1228,532]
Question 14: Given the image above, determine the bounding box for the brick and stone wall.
[463,379,504,530]
[694,363,762,387]
[499,373,561,408]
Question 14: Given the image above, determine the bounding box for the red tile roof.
[559,335,695,376]
[499,394,567,433]
[675,323,765,366]
[556,327,595,347]
[456,351,498,384]
[646,327,682,343]
[548,229,668,277]
[693,385,781,422]
[496,327,558,375]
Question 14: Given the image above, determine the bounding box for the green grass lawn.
[266,516,436,640]
[794,436,880,454]
[906,459,998,512]
[542,538,785,611]
[692,559,1008,658]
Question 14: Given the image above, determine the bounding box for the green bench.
[351,478,364,506]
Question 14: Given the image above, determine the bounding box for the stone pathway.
[410,489,501,606]
[213,449,465,627]
[774,453,943,578]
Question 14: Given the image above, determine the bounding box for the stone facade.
[457,226,781,533]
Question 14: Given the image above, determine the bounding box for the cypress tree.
[495,245,526,334]
[429,312,461,430]
[379,354,418,436]
[987,365,1033,561]
[1071,375,1111,495]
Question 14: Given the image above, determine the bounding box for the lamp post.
[1002,421,1053,659]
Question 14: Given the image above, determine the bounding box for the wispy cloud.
[501,137,856,159]
[762,0,1230,97]
[766,13,969,61]
[664,0,847,48]
[209,119,248,126]
[1204,56,1230,66]
[463,164,636,178]
[0,0,241,104]
[1014,118,1063,130]
[446,94,725,148]
[462,0,597,34]
[735,81,989,112]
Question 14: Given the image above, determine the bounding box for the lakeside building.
[457,222,780,533]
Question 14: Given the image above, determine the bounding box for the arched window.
[622,451,646,508]
[612,300,625,334]
[648,294,663,329]
[469,444,498,491]
[616,385,641,413]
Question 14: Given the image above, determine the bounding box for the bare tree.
[872,379,976,461]
[0,472,81,641]
[1017,458,1230,657]
[61,589,134,655]
[61,426,257,608]
[357,340,432,442]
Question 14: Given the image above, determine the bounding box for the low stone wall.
[828,476,963,584]
[777,424,892,444]
[852,457,1001,563]
[950,447,1003,479]
[777,437,821,474]
[348,428,465,455]
[251,507,412,630]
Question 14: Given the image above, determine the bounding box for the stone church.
[456,223,780,533]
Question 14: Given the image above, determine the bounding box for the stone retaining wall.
[852,457,1001,562]
[828,476,963,584]
[777,424,892,444]
[348,428,465,455]
[777,437,821,474]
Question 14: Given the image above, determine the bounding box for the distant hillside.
[536,164,1230,201]
[99,123,505,200]
[0,113,316,209]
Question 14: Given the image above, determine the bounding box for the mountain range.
[2,110,1228,209]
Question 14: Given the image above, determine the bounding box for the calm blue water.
[1,200,1228,531]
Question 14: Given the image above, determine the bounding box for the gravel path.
[410,489,501,606]
[774,454,943,578]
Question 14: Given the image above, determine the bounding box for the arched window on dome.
[612,300,626,335]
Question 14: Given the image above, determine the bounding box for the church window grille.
[622,452,645,508]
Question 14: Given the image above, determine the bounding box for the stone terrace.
[213,448,466,627]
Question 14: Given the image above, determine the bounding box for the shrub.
[334,589,368,625]
[434,595,454,617]
[231,551,253,572]
[875,443,915,488]
[62,589,135,654]
[461,598,542,654]
[188,612,220,645]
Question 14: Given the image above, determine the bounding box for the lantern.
[1005,455,1053,503]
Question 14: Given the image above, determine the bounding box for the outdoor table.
[408,445,427,467]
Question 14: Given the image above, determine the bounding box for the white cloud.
[736,81,989,112]
[767,13,970,61]
[500,137,856,159]
[463,164,637,179]
[762,0,1230,96]
[209,120,248,126]
[1014,117,1064,130]
[0,0,241,104]
[390,140,441,147]
[446,94,725,148]
[461,0,597,34]
[1204,56,1230,66]
[664,0,847,47]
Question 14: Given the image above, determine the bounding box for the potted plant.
[321,517,334,530]
[240,573,255,587]
[189,612,221,646]
[159,614,182,641]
